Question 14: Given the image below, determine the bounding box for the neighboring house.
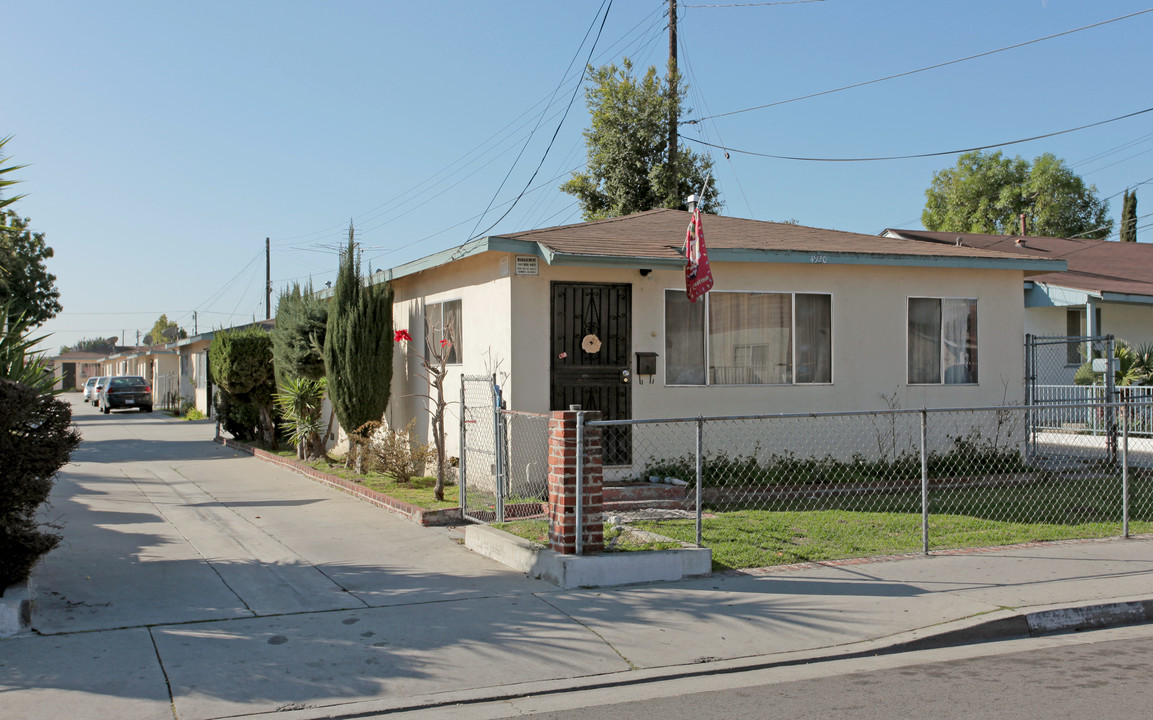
[381,209,1063,470]
[884,229,1153,384]
[46,350,107,391]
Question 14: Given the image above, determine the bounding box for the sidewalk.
[2,400,1152,720]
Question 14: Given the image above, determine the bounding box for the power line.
[461,0,615,246]
[466,0,609,244]
[683,106,1153,162]
[685,8,1153,124]
[682,0,825,6]
[269,4,667,251]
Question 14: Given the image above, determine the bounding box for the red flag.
[684,208,714,302]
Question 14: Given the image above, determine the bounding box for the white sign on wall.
[515,256,539,276]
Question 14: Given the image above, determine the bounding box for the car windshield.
[111,377,146,387]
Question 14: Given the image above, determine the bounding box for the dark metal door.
[550,282,631,465]
[62,363,76,390]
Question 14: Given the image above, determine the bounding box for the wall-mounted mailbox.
[636,352,658,377]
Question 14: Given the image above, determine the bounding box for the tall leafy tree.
[144,314,187,345]
[561,58,721,221]
[1,210,62,328]
[922,151,1112,239]
[1120,189,1138,243]
[323,225,394,471]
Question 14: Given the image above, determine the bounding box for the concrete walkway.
[2,398,1152,720]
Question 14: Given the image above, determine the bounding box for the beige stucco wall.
[385,251,1031,480]
[389,253,513,459]
[506,259,1027,416]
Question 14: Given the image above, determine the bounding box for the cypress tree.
[1120,189,1138,242]
[323,224,394,470]
[271,281,328,386]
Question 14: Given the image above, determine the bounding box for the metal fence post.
[695,416,704,548]
[921,408,929,555]
[1122,402,1130,539]
[1024,333,1034,462]
[575,409,585,556]
[493,379,505,524]
[459,375,467,510]
[1106,335,1117,465]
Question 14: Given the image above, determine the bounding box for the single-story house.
[45,350,110,391]
[381,209,1064,469]
[883,229,1153,384]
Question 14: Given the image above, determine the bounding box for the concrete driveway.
[2,397,614,720]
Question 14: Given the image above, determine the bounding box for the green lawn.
[496,472,1153,571]
[262,448,459,510]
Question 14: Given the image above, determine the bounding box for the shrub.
[361,419,435,483]
[215,391,261,442]
[210,325,277,449]
[0,379,81,589]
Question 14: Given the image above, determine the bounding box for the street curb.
[465,524,712,588]
[215,437,463,526]
[0,581,32,639]
[235,595,1153,720]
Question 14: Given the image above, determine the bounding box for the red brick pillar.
[548,408,603,554]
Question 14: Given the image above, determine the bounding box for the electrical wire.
[271,3,667,251]
[460,0,615,247]
[683,106,1153,162]
[682,0,825,6]
[685,8,1153,124]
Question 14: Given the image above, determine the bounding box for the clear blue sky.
[4,0,1152,354]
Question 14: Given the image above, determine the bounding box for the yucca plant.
[274,376,327,460]
[1,300,57,395]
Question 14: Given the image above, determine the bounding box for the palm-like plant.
[274,376,327,460]
[1,300,57,394]
[1073,339,1151,388]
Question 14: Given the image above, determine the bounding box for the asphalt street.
[2,396,1151,720]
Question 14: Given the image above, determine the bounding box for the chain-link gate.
[459,376,552,524]
[1025,334,1118,463]
[460,375,503,522]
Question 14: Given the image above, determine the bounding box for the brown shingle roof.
[886,229,1153,298]
[502,209,1046,263]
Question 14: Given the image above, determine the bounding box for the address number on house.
[809,255,828,264]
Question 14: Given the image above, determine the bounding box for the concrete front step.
[604,482,690,512]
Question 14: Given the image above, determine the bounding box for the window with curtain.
[665,290,832,385]
[424,299,462,365]
[907,297,977,384]
[665,290,706,384]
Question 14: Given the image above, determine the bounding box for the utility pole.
[193,311,198,335]
[667,0,678,207]
[265,237,271,320]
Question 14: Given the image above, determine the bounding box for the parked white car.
[83,376,106,404]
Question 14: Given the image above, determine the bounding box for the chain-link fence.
[154,373,181,412]
[587,401,1152,567]
[459,375,551,523]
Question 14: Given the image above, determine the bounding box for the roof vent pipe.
[686,194,697,213]
[1019,213,1027,237]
